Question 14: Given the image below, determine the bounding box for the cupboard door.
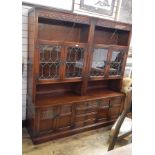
[38,104,73,134]
[108,97,122,120]
[108,47,127,78]
[90,45,109,79]
[63,43,87,80]
[37,40,64,82]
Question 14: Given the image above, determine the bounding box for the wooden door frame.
[62,42,88,82]
[106,45,128,79]
[89,44,111,81]
[36,39,64,84]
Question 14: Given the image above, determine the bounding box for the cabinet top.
[29,7,132,31]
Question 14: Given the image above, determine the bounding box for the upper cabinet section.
[38,17,89,43]
[29,8,131,84]
[94,26,130,46]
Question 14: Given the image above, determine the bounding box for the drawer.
[76,100,98,110]
[76,107,98,115]
[75,118,96,128]
[87,100,98,108]
[75,112,97,122]
[76,100,99,114]
[99,99,109,108]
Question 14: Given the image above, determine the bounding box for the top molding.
[29,7,132,31]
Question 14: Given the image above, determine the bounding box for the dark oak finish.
[26,7,132,144]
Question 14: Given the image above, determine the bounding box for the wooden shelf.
[36,89,124,107]
[94,44,128,49]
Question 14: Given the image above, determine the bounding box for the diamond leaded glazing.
[109,50,125,76]
[90,48,108,77]
[65,46,85,78]
[39,45,61,79]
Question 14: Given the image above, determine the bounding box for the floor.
[22,127,131,155]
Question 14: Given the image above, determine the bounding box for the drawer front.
[97,99,109,122]
[75,112,97,122]
[75,118,96,128]
[76,100,98,115]
[76,100,98,110]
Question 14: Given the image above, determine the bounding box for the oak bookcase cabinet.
[27,8,132,144]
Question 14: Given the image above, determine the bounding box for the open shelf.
[94,26,130,46]
[38,17,89,43]
[36,88,124,107]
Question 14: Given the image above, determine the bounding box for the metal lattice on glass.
[65,46,85,78]
[90,48,108,77]
[109,50,125,76]
[39,45,61,79]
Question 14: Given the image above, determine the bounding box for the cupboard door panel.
[64,43,86,79]
[108,97,122,120]
[38,104,73,134]
[108,48,127,78]
[90,47,109,78]
[38,42,63,80]
[110,97,122,106]
[109,107,121,119]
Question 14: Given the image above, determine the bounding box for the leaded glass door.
[108,47,127,78]
[90,45,109,80]
[38,41,63,82]
[63,43,87,80]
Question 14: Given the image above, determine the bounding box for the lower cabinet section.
[27,96,123,144]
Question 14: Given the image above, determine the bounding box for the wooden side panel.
[27,11,34,97]
[27,10,36,134]
[27,9,39,136]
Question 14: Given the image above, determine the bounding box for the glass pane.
[39,45,61,79]
[109,50,125,76]
[90,48,108,77]
[65,47,85,78]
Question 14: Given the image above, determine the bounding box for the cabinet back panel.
[87,80,109,91]
[94,26,130,46]
[117,30,130,46]
[94,28,118,45]
[38,23,80,42]
[38,18,89,43]
[36,82,82,96]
